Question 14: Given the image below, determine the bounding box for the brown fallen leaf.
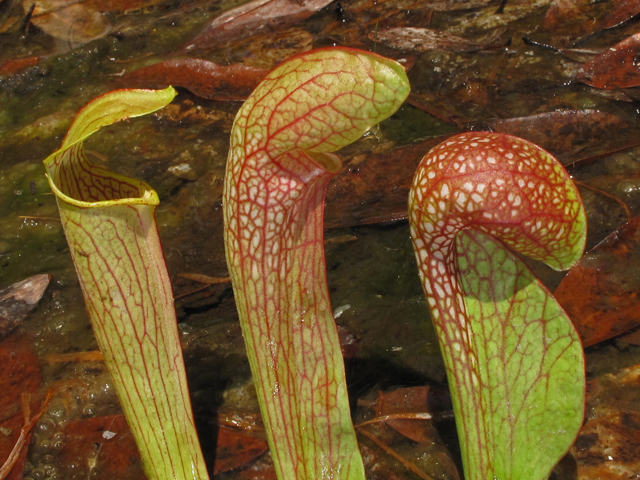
[555,215,640,347]
[488,110,640,165]
[357,427,438,480]
[119,59,268,101]
[182,0,333,54]
[0,392,52,480]
[0,56,39,76]
[325,136,454,229]
[618,327,640,345]
[601,0,640,29]
[0,333,43,479]
[25,0,111,45]
[42,350,104,363]
[58,415,146,480]
[573,179,632,221]
[153,100,235,128]
[213,426,269,475]
[0,274,50,341]
[554,364,640,479]
[0,334,42,422]
[177,273,231,284]
[337,324,358,359]
[224,28,314,69]
[356,386,459,480]
[577,33,640,89]
[371,27,504,53]
[326,111,639,230]
[236,456,277,480]
[405,94,462,125]
[0,409,29,480]
[363,386,451,443]
[24,0,153,47]
[346,0,493,15]
[324,234,358,245]
[543,0,608,41]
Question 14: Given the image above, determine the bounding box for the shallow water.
[2,0,640,478]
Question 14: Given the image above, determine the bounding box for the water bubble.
[48,400,66,420]
[30,467,45,479]
[102,382,112,395]
[37,417,56,433]
[618,180,640,195]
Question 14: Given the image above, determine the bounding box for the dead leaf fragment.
[0,392,51,480]
[371,27,500,52]
[0,410,29,480]
[213,426,269,475]
[369,386,452,443]
[183,0,333,53]
[0,334,42,418]
[555,215,640,347]
[356,386,458,480]
[42,350,104,363]
[325,136,453,228]
[0,274,50,340]
[543,0,608,40]
[489,110,640,165]
[0,335,42,480]
[601,0,640,29]
[225,28,314,69]
[577,33,640,89]
[0,57,39,76]
[557,364,640,479]
[58,415,146,480]
[177,273,231,284]
[120,59,268,101]
[26,0,111,46]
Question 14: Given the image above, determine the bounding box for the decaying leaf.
[0,335,44,479]
[153,99,235,127]
[213,426,269,475]
[120,59,268,101]
[182,0,333,53]
[556,215,640,347]
[22,0,176,48]
[371,27,504,52]
[58,415,146,480]
[224,28,314,69]
[0,274,50,340]
[0,57,39,76]
[368,386,451,443]
[26,0,113,45]
[543,0,608,40]
[357,386,460,480]
[0,409,30,480]
[0,334,42,422]
[489,110,640,165]
[577,33,640,89]
[325,136,453,228]
[554,363,640,479]
[0,392,51,480]
[600,0,640,29]
[327,109,639,229]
